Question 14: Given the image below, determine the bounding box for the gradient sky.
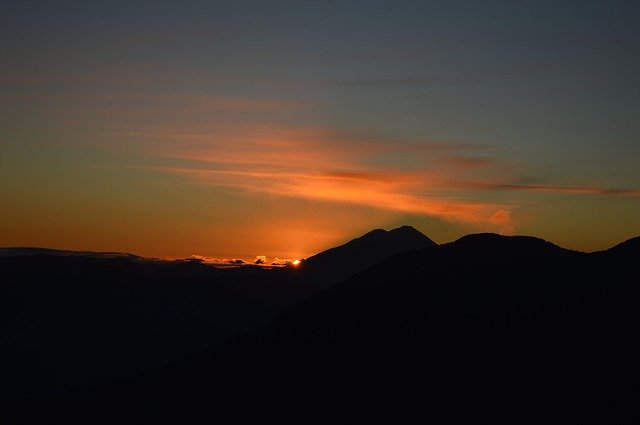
[2,0,639,261]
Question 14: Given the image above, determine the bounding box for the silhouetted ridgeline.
[0,252,315,402]
[2,230,640,423]
[285,224,436,287]
[0,226,427,403]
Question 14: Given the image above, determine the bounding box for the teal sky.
[2,0,639,260]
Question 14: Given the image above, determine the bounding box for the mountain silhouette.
[290,225,436,287]
[441,232,575,256]
[0,253,315,402]
[0,247,145,260]
[7,231,640,423]
[0,227,435,403]
[599,235,640,258]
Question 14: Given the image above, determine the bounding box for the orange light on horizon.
[123,123,521,253]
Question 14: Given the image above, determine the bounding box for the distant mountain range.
[0,226,432,403]
[2,228,640,422]
[0,247,146,260]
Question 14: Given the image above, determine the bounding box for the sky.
[1,0,639,261]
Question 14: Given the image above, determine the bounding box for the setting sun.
[1,1,639,421]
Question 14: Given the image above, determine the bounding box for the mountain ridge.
[0,247,145,260]
[3,229,638,263]
[292,225,436,287]
[3,226,640,422]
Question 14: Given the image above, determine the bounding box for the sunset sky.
[2,0,639,261]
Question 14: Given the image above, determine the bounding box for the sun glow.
[292,259,301,266]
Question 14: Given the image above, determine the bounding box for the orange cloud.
[109,120,640,239]
[190,255,247,266]
[489,210,514,235]
[187,254,294,267]
[116,124,512,225]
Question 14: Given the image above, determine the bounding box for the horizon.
[2,224,637,264]
[2,1,639,259]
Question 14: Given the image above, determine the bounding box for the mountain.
[0,228,435,403]
[289,225,436,287]
[12,232,640,423]
[598,235,640,258]
[0,247,146,260]
[0,253,316,403]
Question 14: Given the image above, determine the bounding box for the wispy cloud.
[115,124,513,226]
[336,75,466,88]
[457,182,640,197]
[489,210,514,235]
[335,69,523,89]
[100,115,640,236]
[0,67,153,87]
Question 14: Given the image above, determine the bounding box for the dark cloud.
[228,259,245,265]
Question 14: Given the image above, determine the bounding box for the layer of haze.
[2,0,640,260]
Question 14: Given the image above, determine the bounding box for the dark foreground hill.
[0,226,432,403]
[0,254,315,402]
[7,233,640,423]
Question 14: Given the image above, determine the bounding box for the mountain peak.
[356,225,429,240]
[358,228,389,239]
[295,225,436,287]
[390,224,420,233]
